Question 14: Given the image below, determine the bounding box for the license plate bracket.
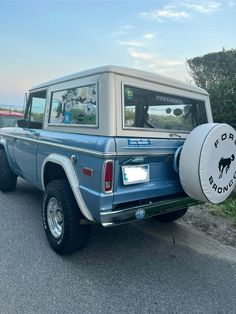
[122,164,150,185]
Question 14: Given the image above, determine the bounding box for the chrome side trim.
[42,154,94,221]
[0,132,12,138]
[117,152,173,156]
[0,132,176,158]
[101,196,200,227]
[0,132,114,157]
[37,139,112,157]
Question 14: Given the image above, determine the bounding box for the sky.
[0,0,235,107]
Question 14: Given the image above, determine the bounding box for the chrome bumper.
[101,196,200,227]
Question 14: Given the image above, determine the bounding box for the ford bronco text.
[0,66,235,254]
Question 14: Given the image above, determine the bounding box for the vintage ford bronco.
[0,66,235,254]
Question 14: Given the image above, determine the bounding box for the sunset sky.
[0,0,235,106]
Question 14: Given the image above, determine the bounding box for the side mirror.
[29,121,43,129]
[17,119,28,128]
[17,119,42,129]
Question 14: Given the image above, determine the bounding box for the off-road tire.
[42,179,91,255]
[153,208,188,223]
[0,149,17,192]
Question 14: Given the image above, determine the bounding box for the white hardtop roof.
[31,65,208,95]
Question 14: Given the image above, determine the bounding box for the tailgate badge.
[135,208,145,220]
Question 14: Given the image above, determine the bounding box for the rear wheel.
[0,149,17,192]
[153,208,188,223]
[42,179,91,254]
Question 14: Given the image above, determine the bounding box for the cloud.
[111,25,134,37]
[140,7,190,21]
[183,1,222,14]
[139,2,223,23]
[227,1,235,7]
[116,32,155,47]
[150,59,183,67]
[127,48,155,61]
[127,48,183,66]
[147,59,184,74]
[127,48,187,80]
[117,40,145,47]
[128,48,184,68]
[143,33,155,39]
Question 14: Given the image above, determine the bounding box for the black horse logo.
[218,154,235,179]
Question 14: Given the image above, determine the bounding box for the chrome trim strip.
[0,132,175,158]
[0,132,13,138]
[48,123,99,129]
[0,132,114,157]
[116,152,173,156]
[37,139,111,157]
[122,146,163,149]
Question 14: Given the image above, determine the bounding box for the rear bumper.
[100,195,200,227]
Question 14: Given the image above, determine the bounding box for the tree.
[187,49,236,129]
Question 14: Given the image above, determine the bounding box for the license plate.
[122,164,149,185]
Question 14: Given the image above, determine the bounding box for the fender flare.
[0,136,7,149]
[41,154,94,221]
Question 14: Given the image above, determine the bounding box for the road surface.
[0,179,236,313]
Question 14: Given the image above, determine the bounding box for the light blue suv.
[1,66,235,254]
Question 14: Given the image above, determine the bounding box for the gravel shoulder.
[181,201,236,248]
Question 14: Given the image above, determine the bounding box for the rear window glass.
[123,85,207,132]
[49,84,97,126]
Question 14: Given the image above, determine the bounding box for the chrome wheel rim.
[47,197,64,238]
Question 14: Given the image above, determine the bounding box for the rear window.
[123,85,207,132]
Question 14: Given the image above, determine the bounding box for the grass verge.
[207,195,236,225]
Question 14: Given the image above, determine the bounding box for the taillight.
[104,160,113,193]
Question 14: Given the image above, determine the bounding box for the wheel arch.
[41,154,94,221]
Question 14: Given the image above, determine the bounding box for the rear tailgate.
[113,137,185,206]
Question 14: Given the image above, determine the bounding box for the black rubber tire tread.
[0,149,17,192]
[153,208,188,223]
[42,179,91,255]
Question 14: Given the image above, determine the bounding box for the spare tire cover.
[179,123,236,204]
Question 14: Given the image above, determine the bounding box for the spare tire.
[179,123,236,204]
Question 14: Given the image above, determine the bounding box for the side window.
[25,90,47,125]
[48,84,97,126]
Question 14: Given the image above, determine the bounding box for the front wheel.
[42,179,91,254]
[0,149,17,192]
[153,208,188,223]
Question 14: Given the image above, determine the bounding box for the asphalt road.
[1,179,236,314]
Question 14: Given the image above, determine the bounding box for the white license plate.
[122,164,150,185]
